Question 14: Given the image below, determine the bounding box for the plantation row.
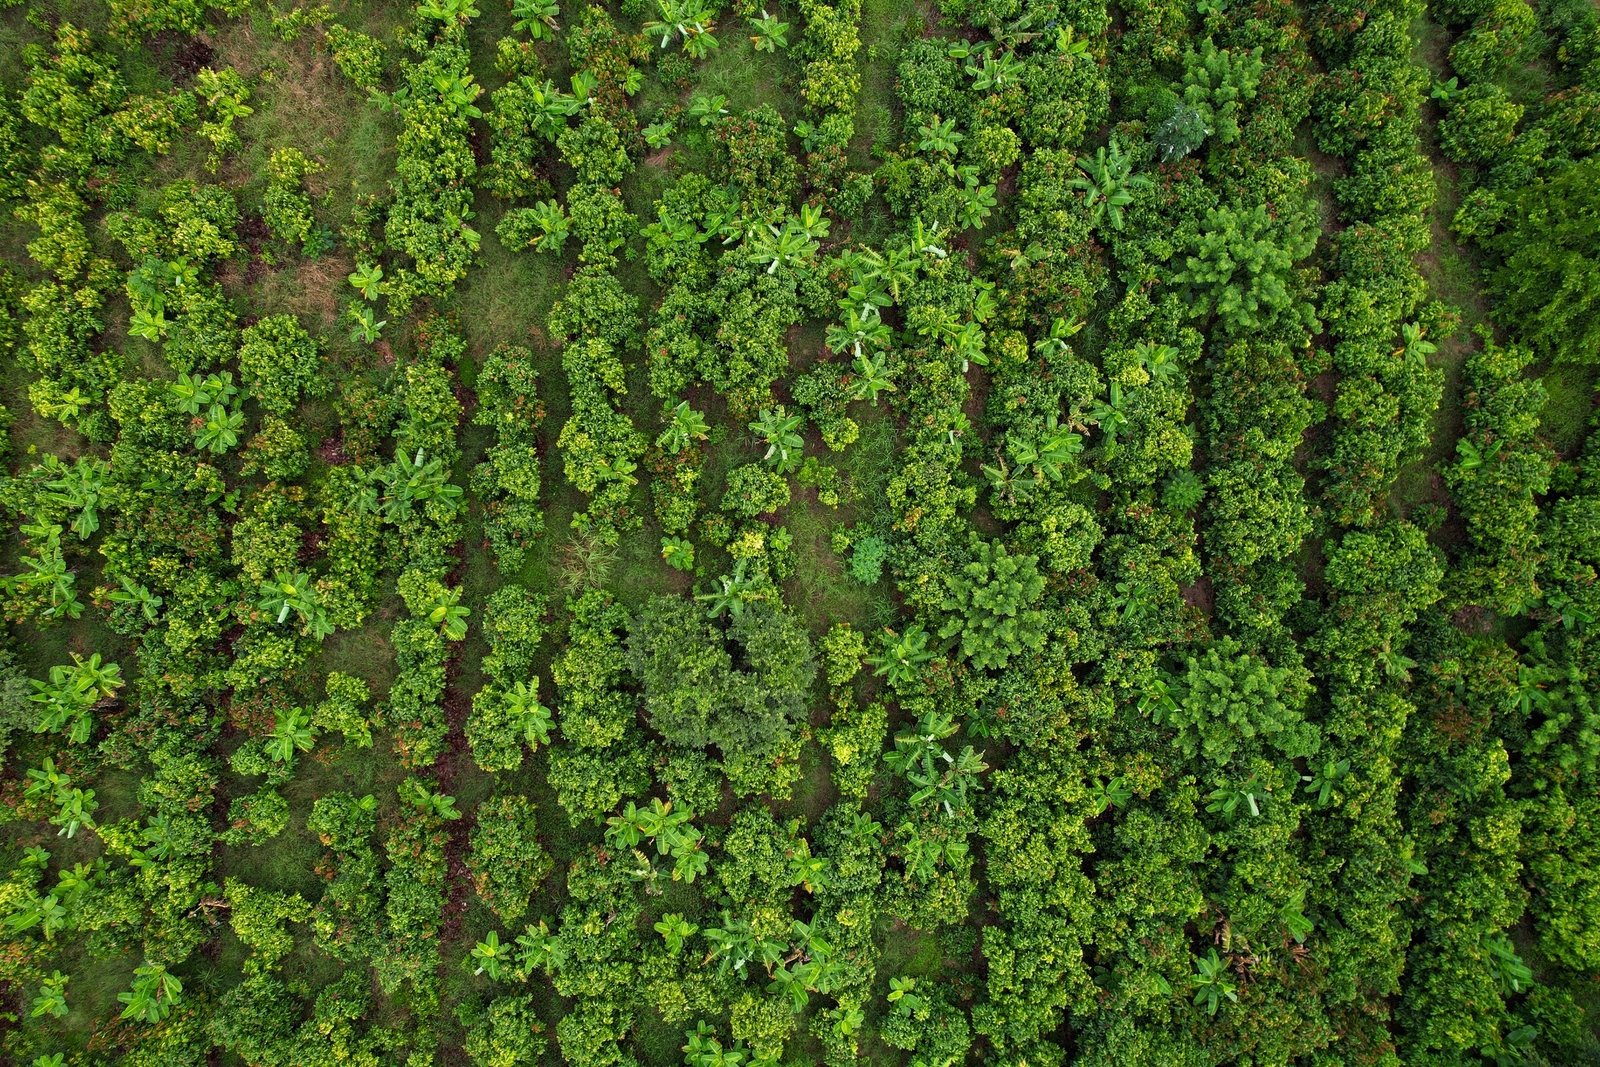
[0,0,1596,1063]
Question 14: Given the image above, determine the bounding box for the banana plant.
[1191,949,1237,1015]
[660,536,695,571]
[750,406,805,473]
[347,304,387,344]
[258,571,319,626]
[645,0,719,54]
[348,261,384,299]
[31,654,122,745]
[524,199,570,254]
[1455,437,1503,470]
[502,679,553,746]
[169,370,237,416]
[916,115,963,158]
[426,585,471,641]
[399,777,461,820]
[418,0,481,23]
[52,787,98,839]
[267,706,318,764]
[848,350,895,404]
[1070,136,1151,231]
[129,306,167,341]
[194,403,245,454]
[965,50,1025,90]
[694,560,764,619]
[748,8,789,50]
[41,456,109,540]
[117,961,182,1024]
[510,0,559,37]
[654,912,698,953]
[957,172,998,230]
[30,972,69,1018]
[657,401,711,453]
[866,623,936,685]
[827,308,891,360]
[470,930,510,979]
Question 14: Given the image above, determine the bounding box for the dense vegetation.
[0,0,1597,1061]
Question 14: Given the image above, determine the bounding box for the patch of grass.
[851,0,929,169]
[1538,362,1598,457]
[451,199,571,359]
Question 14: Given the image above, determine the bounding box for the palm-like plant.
[645,0,718,52]
[503,679,553,746]
[470,930,511,979]
[695,560,764,619]
[399,778,461,820]
[559,531,620,593]
[867,623,936,685]
[748,9,789,50]
[426,585,471,641]
[195,403,244,454]
[654,912,699,953]
[751,406,805,473]
[856,245,918,303]
[916,115,963,158]
[1071,137,1151,231]
[514,919,564,976]
[510,0,560,38]
[117,961,182,1024]
[1191,949,1237,1015]
[18,534,84,621]
[657,401,711,454]
[849,351,896,404]
[348,261,384,299]
[660,536,696,572]
[267,706,317,763]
